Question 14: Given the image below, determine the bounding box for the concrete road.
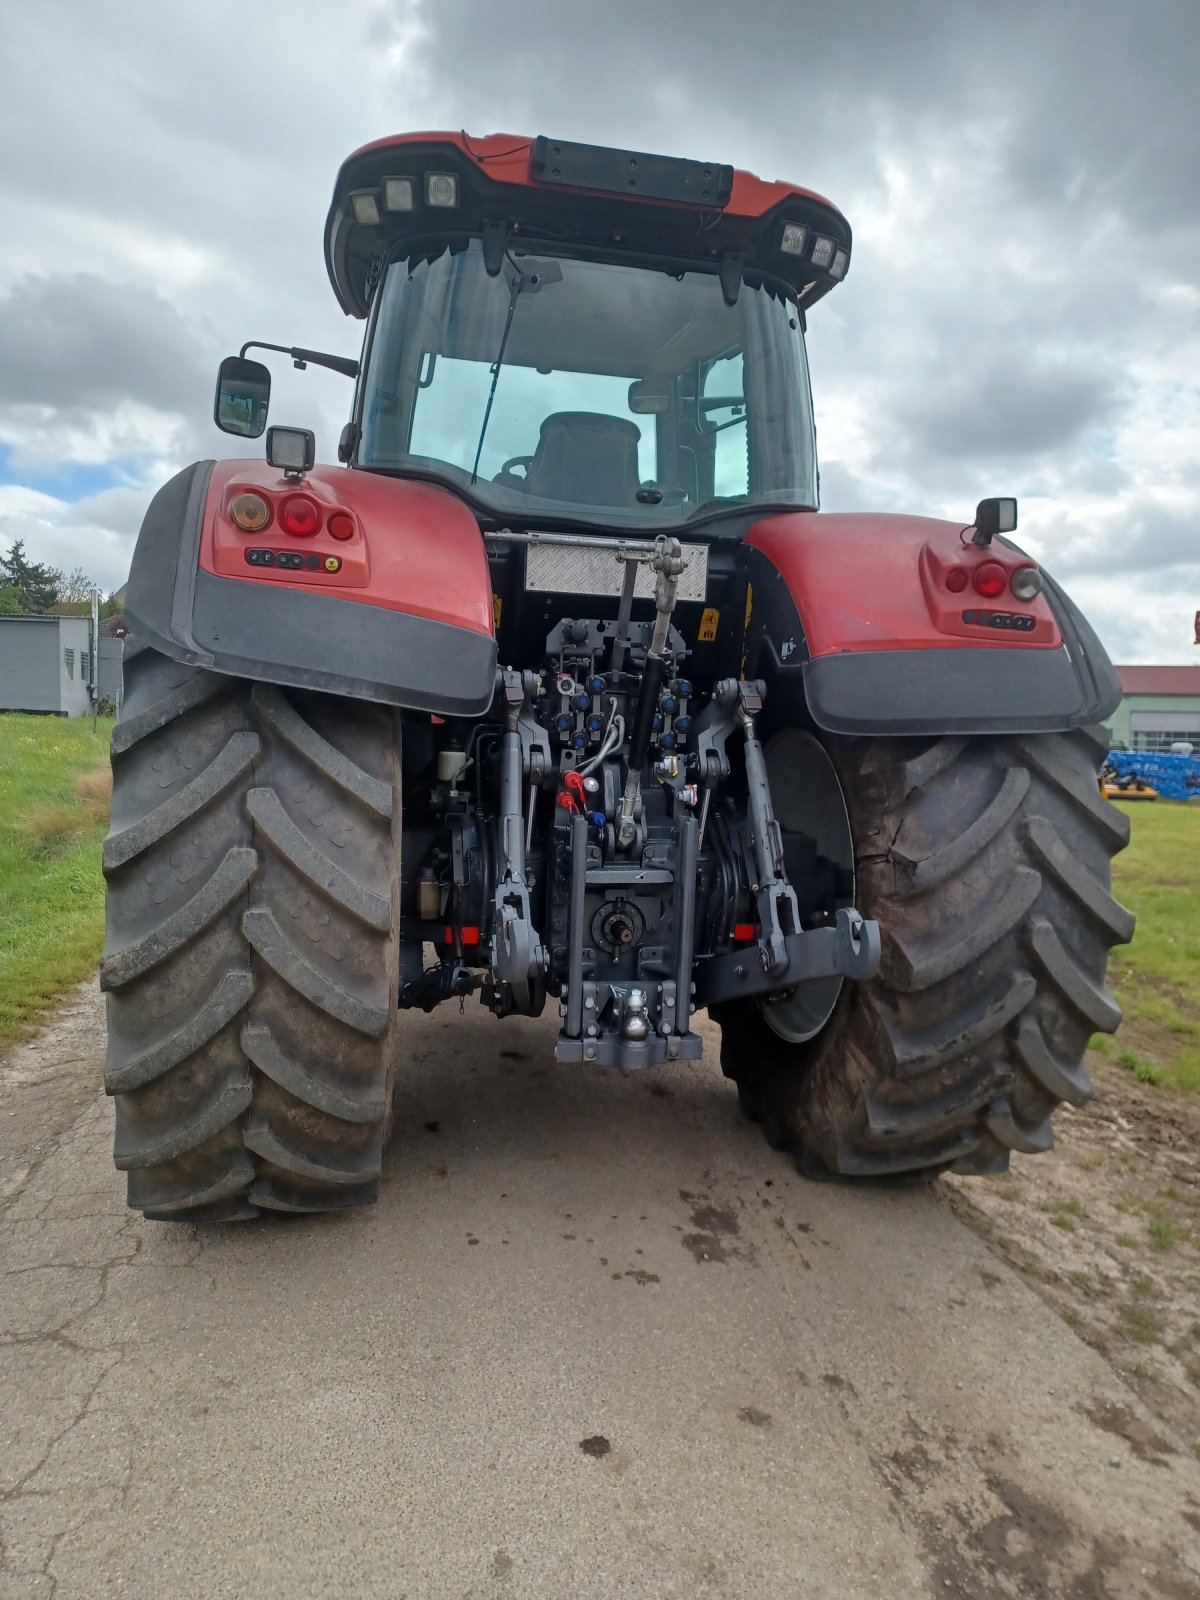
[2,987,1198,1600]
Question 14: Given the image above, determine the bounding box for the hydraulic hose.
[617,537,686,849]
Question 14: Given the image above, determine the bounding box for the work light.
[383,176,414,212]
[425,172,459,208]
[810,236,836,270]
[349,191,381,226]
[780,223,808,257]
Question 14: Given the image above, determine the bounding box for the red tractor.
[103,133,1133,1220]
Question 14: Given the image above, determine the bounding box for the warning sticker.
[492,593,503,628]
[698,607,720,642]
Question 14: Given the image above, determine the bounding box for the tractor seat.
[521,412,642,506]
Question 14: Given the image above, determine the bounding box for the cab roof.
[325,131,852,318]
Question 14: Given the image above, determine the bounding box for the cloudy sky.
[1,0,1196,661]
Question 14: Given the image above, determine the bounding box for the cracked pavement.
[2,983,1199,1599]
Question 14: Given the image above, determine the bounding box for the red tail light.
[945,567,968,593]
[973,560,1007,599]
[278,494,322,538]
[328,512,355,541]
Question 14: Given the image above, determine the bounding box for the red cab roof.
[325,131,851,318]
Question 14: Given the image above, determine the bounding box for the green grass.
[1105,801,1200,1093]
[0,718,1195,1090]
[1148,1217,1177,1252]
[0,714,114,1044]
[1115,1046,1164,1086]
[1118,1302,1165,1345]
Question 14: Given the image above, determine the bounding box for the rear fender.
[744,512,1121,736]
[124,461,497,714]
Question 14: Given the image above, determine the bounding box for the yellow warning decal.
[739,582,754,679]
[492,593,503,628]
[698,607,720,642]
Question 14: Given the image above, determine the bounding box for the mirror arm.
[239,341,359,380]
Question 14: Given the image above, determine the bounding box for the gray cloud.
[0,0,1195,662]
[898,357,1122,465]
[1054,505,1200,578]
[0,274,208,414]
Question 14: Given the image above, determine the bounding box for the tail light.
[278,494,322,538]
[973,561,1008,599]
[945,567,969,593]
[328,513,356,541]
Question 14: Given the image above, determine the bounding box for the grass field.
[1093,799,1200,1093]
[0,718,1196,1085]
[0,713,114,1044]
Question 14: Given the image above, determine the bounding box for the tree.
[0,584,21,615]
[0,540,61,614]
[56,566,99,604]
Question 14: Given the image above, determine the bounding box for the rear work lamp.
[810,236,836,270]
[780,223,808,257]
[349,191,381,226]
[383,176,415,212]
[425,172,459,208]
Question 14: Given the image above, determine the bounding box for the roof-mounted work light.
[810,236,836,270]
[425,172,459,208]
[383,176,414,212]
[780,223,808,257]
[349,191,381,226]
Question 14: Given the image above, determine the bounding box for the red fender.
[201,461,493,636]
[745,512,1060,656]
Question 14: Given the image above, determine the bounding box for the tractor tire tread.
[719,725,1132,1181]
[103,642,401,1221]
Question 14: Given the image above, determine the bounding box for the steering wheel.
[498,455,534,479]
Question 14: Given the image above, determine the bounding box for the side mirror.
[971,496,1018,545]
[214,355,271,438]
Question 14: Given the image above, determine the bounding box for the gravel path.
[2,985,1198,1598]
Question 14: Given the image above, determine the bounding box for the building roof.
[1115,665,1200,696]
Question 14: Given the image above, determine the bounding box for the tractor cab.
[327,134,852,531]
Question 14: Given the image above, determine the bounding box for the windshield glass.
[358,240,817,527]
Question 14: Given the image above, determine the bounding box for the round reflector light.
[1010,565,1043,601]
[328,512,355,542]
[973,560,1007,599]
[945,566,969,593]
[229,492,271,532]
[278,494,321,538]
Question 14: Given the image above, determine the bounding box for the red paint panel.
[337,131,843,223]
[199,462,494,638]
[746,513,1061,656]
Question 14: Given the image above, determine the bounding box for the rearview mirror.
[214,356,271,438]
[628,378,671,415]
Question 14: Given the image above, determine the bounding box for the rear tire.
[102,641,402,1220]
[716,726,1134,1178]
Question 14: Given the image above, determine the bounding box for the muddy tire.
[101,641,402,1220]
[716,726,1134,1178]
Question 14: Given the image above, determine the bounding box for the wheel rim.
[756,729,855,1045]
